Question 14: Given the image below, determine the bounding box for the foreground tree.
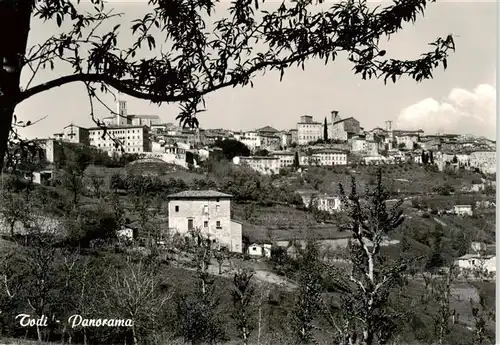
[214,248,227,275]
[19,234,64,342]
[231,267,256,345]
[470,287,495,345]
[102,258,172,345]
[421,265,459,345]
[1,0,455,169]
[125,175,164,247]
[59,145,91,208]
[291,240,324,344]
[0,192,32,238]
[85,170,105,199]
[175,234,225,345]
[323,170,411,345]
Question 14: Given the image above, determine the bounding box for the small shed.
[453,205,473,216]
[247,243,272,258]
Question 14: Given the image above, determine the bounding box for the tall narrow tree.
[231,268,256,345]
[421,150,428,165]
[323,169,413,345]
[323,117,328,142]
[293,151,300,170]
[291,240,324,344]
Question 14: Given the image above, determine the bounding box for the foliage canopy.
[1,0,454,168]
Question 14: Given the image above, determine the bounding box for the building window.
[203,205,208,214]
[188,219,194,230]
[175,205,179,212]
[204,221,208,227]
[216,205,220,212]
[216,221,221,229]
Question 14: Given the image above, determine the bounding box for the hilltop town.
[38,100,495,175]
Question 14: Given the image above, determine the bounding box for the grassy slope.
[87,164,205,183]
[300,164,487,195]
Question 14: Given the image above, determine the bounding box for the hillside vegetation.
[0,149,495,345]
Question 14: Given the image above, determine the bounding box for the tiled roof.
[256,126,279,133]
[458,254,495,260]
[167,190,232,198]
[63,124,86,129]
[296,189,319,195]
[128,114,160,119]
[88,125,148,130]
[333,116,356,125]
[272,151,294,155]
[240,156,279,160]
[314,149,348,154]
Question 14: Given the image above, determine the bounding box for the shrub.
[433,183,455,196]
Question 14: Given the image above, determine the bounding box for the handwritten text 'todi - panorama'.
[15,314,134,328]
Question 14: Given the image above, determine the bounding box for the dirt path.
[172,256,297,289]
[433,217,447,227]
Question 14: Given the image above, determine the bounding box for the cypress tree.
[293,151,300,169]
[323,117,328,142]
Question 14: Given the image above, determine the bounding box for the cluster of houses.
[455,242,496,278]
[33,100,495,177]
[230,113,495,175]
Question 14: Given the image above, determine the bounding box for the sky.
[16,1,497,140]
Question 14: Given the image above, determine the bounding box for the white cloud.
[394,83,496,139]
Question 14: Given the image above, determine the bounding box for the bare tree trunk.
[132,326,138,345]
[257,287,265,345]
[0,0,34,170]
[61,324,67,344]
[242,327,248,345]
[361,250,375,345]
[36,324,42,342]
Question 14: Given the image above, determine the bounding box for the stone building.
[297,115,323,145]
[167,190,242,252]
[88,125,151,155]
[330,112,361,141]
